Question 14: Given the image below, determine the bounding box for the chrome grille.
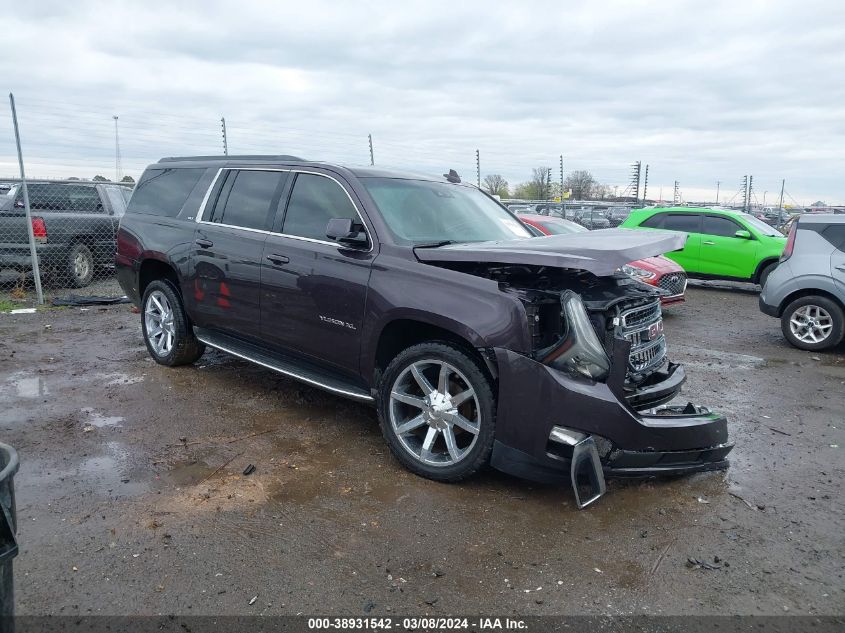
[658,272,687,297]
[618,299,666,375]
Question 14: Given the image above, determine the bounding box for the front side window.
[663,213,701,233]
[640,213,665,228]
[216,170,285,230]
[362,178,532,244]
[282,173,359,241]
[703,215,742,238]
[739,213,783,237]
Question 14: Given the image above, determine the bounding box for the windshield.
[740,213,783,237]
[362,178,532,244]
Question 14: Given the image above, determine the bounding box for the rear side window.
[663,214,701,233]
[821,225,845,250]
[214,170,286,231]
[703,215,742,237]
[23,183,101,212]
[128,168,204,217]
[282,173,358,241]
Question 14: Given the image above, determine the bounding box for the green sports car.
[620,207,787,286]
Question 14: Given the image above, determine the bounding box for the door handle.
[195,238,214,248]
[266,253,290,265]
[702,240,715,245]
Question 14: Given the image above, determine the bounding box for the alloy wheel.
[389,359,481,467]
[789,304,833,344]
[144,290,176,356]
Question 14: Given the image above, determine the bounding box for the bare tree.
[482,174,509,197]
[563,170,596,200]
[529,167,553,199]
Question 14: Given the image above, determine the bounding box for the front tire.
[781,295,844,351]
[376,342,496,482]
[141,279,205,366]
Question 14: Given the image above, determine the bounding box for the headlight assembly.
[536,290,611,382]
[621,264,656,280]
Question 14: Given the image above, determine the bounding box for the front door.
[699,214,759,279]
[260,171,374,377]
[189,168,288,340]
[829,225,845,296]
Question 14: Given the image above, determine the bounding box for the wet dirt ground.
[1,283,843,616]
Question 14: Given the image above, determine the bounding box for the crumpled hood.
[414,229,687,277]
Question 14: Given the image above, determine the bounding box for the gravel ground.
[0,285,843,616]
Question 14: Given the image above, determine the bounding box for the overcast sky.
[1,0,843,204]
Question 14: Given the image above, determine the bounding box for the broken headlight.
[536,290,611,382]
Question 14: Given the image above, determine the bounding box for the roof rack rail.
[158,155,305,163]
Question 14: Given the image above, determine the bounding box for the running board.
[194,329,373,403]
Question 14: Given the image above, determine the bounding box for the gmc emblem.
[648,320,664,340]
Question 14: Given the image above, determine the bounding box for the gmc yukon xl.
[116,156,732,508]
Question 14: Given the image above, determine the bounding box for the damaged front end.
[435,262,731,509]
[415,232,732,508]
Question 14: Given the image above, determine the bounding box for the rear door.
[190,168,288,340]
[642,212,702,272]
[699,214,759,279]
[260,170,375,376]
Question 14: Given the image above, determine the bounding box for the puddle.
[81,407,124,427]
[3,370,49,398]
[159,461,214,487]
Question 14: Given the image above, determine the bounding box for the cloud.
[1,0,843,203]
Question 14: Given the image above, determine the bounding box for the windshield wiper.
[413,240,463,249]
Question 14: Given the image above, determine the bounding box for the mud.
[0,286,843,616]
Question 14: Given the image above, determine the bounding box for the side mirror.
[326,218,368,247]
[735,229,752,239]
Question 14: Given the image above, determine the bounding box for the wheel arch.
[753,257,780,284]
[138,258,180,299]
[778,288,845,317]
[370,316,496,388]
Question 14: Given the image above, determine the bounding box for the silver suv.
[759,215,845,351]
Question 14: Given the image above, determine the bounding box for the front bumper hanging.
[489,348,733,508]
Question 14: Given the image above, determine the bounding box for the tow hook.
[571,436,607,509]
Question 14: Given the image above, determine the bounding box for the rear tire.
[141,279,205,366]
[376,342,496,482]
[780,295,844,351]
[63,242,94,288]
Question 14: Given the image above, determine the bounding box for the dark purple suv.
[116,156,732,508]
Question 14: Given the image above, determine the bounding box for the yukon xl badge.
[319,315,357,331]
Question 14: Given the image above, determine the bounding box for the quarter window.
[129,168,205,217]
[216,170,285,231]
[703,215,742,238]
[282,173,359,241]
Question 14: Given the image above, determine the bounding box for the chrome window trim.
[194,167,374,253]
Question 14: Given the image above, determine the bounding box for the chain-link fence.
[0,177,132,308]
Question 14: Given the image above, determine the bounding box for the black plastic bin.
[0,443,19,619]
